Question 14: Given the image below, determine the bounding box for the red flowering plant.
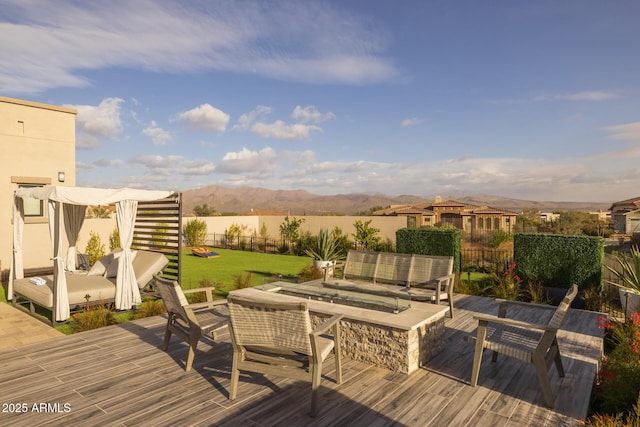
[590,312,640,416]
[491,261,524,300]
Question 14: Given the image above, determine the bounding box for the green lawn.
[180,248,313,296]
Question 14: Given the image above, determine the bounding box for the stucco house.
[374,197,518,235]
[609,196,640,234]
[1,96,77,279]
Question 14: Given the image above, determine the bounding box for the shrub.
[490,262,524,300]
[186,278,219,304]
[70,304,114,332]
[233,272,253,289]
[184,218,207,246]
[85,231,106,266]
[133,297,166,319]
[488,229,512,248]
[298,265,324,281]
[583,397,640,426]
[109,227,120,251]
[591,313,640,416]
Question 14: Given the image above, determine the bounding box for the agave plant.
[606,245,640,293]
[304,228,342,261]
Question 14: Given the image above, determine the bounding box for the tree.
[259,222,269,240]
[541,211,593,235]
[193,204,215,216]
[225,223,246,247]
[109,227,120,251]
[86,205,111,218]
[279,216,305,253]
[517,207,541,232]
[85,231,106,266]
[183,218,208,246]
[354,205,385,216]
[352,219,381,250]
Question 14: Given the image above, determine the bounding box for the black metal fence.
[461,248,513,274]
[204,233,284,254]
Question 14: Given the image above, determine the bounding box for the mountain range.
[181,185,613,215]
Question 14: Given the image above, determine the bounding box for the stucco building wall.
[0,97,77,276]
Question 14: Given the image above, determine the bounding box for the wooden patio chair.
[227,294,343,417]
[153,275,229,372]
[465,284,578,408]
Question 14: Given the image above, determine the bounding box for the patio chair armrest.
[473,313,552,331]
[312,314,343,337]
[183,287,216,302]
[186,299,227,311]
[435,273,455,289]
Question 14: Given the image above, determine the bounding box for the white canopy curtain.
[115,200,139,309]
[10,186,174,322]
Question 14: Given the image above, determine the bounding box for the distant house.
[374,197,518,234]
[609,197,640,234]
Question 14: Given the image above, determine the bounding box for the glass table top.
[256,280,412,314]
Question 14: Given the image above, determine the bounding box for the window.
[494,218,500,230]
[12,177,51,223]
[478,218,484,229]
[21,184,44,217]
[407,216,416,228]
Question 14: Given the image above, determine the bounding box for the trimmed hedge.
[514,233,604,290]
[396,228,461,272]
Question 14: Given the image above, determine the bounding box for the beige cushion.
[104,250,137,278]
[88,250,121,276]
[132,250,169,289]
[13,274,117,308]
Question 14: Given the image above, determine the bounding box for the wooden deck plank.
[0,295,602,426]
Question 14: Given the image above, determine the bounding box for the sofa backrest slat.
[342,250,453,286]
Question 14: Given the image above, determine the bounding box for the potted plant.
[606,245,640,315]
[305,228,342,280]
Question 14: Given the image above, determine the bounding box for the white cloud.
[177,104,230,133]
[401,117,422,127]
[217,147,277,173]
[605,121,640,142]
[180,159,216,176]
[68,97,124,138]
[233,106,272,130]
[1,1,398,94]
[251,121,322,141]
[76,134,102,150]
[142,120,172,145]
[291,106,335,123]
[131,154,184,168]
[488,90,618,105]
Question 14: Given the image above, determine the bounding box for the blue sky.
[2,0,640,203]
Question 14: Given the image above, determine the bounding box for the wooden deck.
[0,294,603,426]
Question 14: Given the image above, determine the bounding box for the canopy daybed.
[9,185,175,323]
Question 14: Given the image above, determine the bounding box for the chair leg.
[470,323,488,387]
[229,351,241,401]
[533,354,555,408]
[162,317,173,351]
[550,338,565,378]
[448,295,454,319]
[310,359,322,417]
[184,332,200,372]
[334,327,343,385]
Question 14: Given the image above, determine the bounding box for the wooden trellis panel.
[132,193,182,282]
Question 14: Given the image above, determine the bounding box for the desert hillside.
[180,185,613,215]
